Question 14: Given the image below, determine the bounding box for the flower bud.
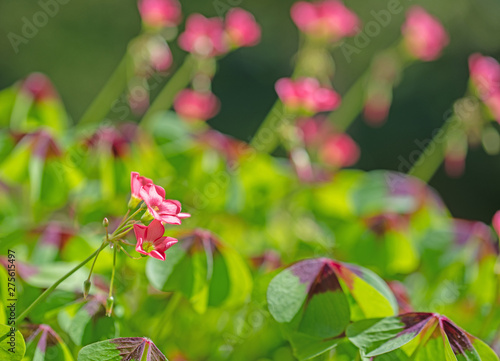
[83,279,91,299]
[102,217,109,227]
[106,296,114,317]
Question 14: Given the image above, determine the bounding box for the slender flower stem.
[140,55,196,129]
[407,116,458,182]
[109,243,118,298]
[327,73,368,132]
[78,54,130,126]
[15,242,109,325]
[249,100,287,154]
[112,226,135,240]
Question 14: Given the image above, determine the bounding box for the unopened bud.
[83,280,91,299]
[102,217,109,227]
[106,296,114,317]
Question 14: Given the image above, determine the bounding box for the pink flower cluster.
[297,117,359,168]
[130,172,190,260]
[291,0,359,42]
[179,8,261,58]
[275,77,341,115]
[138,0,182,28]
[401,6,449,61]
[173,89,220,122]
[469,53,500,122]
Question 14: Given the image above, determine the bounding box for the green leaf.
[470,337,500,361]
[335,262,398,318]
[346,313,435,357]
[286,331,342,361]
[77,337,167,361]
[23,324,74,361]
[0,324,26,361]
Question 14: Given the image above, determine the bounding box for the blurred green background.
[1,0,500,221]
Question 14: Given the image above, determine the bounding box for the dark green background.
[1,0,500,221]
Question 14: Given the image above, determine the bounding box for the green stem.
[249,100,288,154]
[327,73,368,132]
[109,243,118,298]
[78,54,130,126]
[408,116,458,182]
[15,242,109,325]
[140,55,196,129]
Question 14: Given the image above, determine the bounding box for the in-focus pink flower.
[492,211,500,239]
[130,171,165,204]
[174,89,220,121]
[225,8,261,48]
[291,0,359,42]
[140,183,190,224]
[133,220,178,260]
[138,0,182,28]
[275,77,341,114]
[401,6,449,61]
[468,54,500,99]
[319,133,359,168]
[178,14,227,57]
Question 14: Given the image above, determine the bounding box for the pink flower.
[130,171,165,202]
[225,8,261,48]
[469,54,500,99]
[319,133,359,168]
[173,89,220,121]
[133,220,178,260]
[275,77,341,114]
[492,211,500,239]
[401,6,449,61]
[291,0,359,42]
[178,14,227,57]
[138,0,182,28]
[363,91,391,126]
[21,73,57,102]
[140,183,190,224]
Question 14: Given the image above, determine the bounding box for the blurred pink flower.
[225,8,261,48]
[468,54,500,99]
[363,92,391,126]
[130,171,165,203]
[138,0,182,28]
[444,153,465,178]
[296,117,334,146]
[493,211,500,239]
[319,133,359,168]
[148,40,173,72]
[133,220,178,261]
[291,0,359,42]
[20,73,57,102]
[401,6,448,61]
[140,183,190,224]
[275,77,341,114]
[179,14,227,57]
[174,89,220,121]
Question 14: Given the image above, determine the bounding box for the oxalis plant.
[1,0,500,360]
